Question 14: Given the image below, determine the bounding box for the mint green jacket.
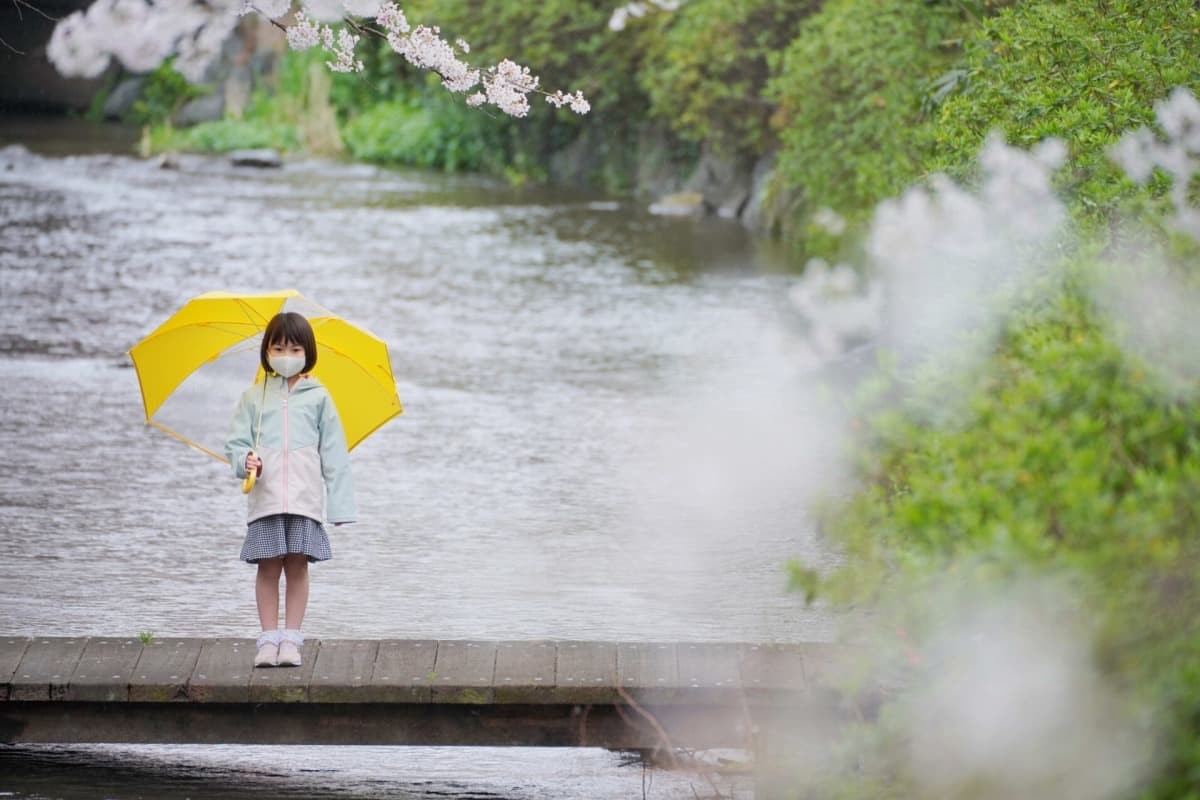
[225,374,356,525]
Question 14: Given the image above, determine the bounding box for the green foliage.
[176,118,301,152]
[128,61,206,125]
[927,0,1200,232]
[141,48,344,156]
[341,86,507,172]
[637,0,817,158]
[766,0,973,237]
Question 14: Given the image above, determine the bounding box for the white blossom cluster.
[1110,87,1200,240]
[323,25,362,72]
[47,0,589,117]
[547,89,590,114]
[386,22,478,92]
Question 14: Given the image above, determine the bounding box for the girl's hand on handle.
[245,452,262,476]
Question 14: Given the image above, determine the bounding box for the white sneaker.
[254,642,278,668]
[276,640,302,667]
[254,631,281,668]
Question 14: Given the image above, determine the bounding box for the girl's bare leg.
[255,557,284,632]
[282,554,310,631]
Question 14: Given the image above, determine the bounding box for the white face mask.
[269,354,305,378]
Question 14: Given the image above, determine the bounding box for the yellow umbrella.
[129,289,402,472]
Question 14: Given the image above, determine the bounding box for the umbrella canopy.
[129,289,401,461]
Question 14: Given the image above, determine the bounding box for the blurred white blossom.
[1090,251,1200,400]
[175,16,239,81]
[47,11,112,78]
[240,0,290,18]
[302,0,343,21]
[904,585,1147,800]
[87,0,172,73]
[788,259,883,363]
[1110,87,1200,239]
[812,206,846,235]
[342,0,381,15]
[867,134,1066,361]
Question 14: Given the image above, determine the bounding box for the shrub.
[177,118,301,152]
[808,276,1200,797]
[127,60,207,126]
[341,82,507,172]
[927,0,1200,232]
[766,0,973,231]
[637,0,817,159]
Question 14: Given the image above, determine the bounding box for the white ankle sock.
[256,630,282,648]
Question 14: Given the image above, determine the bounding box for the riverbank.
[82,1,1198,254]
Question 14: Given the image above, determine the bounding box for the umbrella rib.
[318,340,395,387]
[234,298,272,330]
[147,421,230,463]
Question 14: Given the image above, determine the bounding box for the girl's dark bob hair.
[260,312,318,375]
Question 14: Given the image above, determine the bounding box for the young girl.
[225,311,355,668]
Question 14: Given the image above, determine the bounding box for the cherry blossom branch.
[13,0,59,22]
[46,1,589,117]
[282,3,589,117]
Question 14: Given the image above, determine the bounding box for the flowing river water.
[0,116,837,799]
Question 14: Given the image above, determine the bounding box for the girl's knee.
[282,554,309,576]
[257,557,284,578]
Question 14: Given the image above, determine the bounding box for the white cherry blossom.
[325,27,363,73]
[285,11,321,50]
[376,2,409,34]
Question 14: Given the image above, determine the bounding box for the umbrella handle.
[241,451,261,494]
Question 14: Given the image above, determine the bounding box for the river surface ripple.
[0,121,834,799]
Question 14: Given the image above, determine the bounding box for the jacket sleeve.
[318,392,357,524]
[224,388,256,479]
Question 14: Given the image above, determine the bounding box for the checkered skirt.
[240,513,332,563]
